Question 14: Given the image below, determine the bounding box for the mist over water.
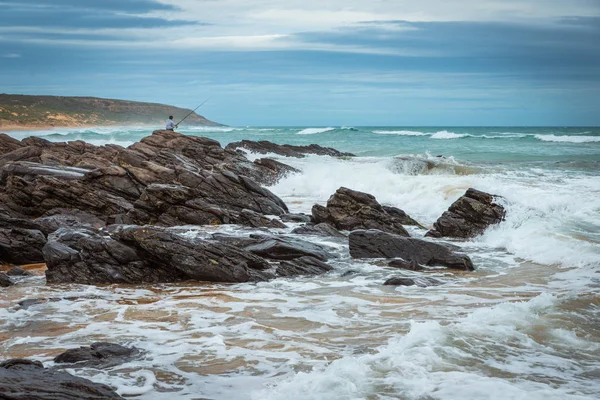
[1,125,599,399]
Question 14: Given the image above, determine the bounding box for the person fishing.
[166,97,211,131]
[165,116,177,131]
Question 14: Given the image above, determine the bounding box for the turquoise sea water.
[2,125,600,400]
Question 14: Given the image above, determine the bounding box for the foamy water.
[1,125,599,399]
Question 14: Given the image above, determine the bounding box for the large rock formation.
[349,230,474,271]
[311,187,419,236]
[426,188,505,238]
[0,358,122,399]
[43,225,272,284]
[226,139,355,158]
[0,130,291,229]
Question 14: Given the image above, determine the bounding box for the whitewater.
[1,126,599,399]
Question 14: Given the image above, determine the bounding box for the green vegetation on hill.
[0,94,221,129]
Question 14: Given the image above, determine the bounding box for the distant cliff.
[0,94,221,130]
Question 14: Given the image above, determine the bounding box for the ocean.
[1,126,599,399]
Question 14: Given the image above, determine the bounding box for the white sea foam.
[296,127,335,135]
[534,134,600,143]
[372,130,428,136]
[430,130,470,139]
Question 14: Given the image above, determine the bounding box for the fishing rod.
[176,97,211,126]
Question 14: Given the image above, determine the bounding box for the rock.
[54,342,138,368]
[383,276,444,287]
[44,225,272,284]
[388,258,423,271]
[226,140,355,158]
[35,209,106,234]
[0,358,122,399]
[1,272,12,287]
[244,236,334,261]
[276,256,333,277]
[252,158,300,185]
[0,228,47,265]
[426,188,505,238]
[7,266,33,277]
[0,133,24,155]
[349,230,474,271]
[281,213,312,223]
[311,187,415,235]
[291,223,346,238]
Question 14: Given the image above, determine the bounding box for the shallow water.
[1,126,599,399]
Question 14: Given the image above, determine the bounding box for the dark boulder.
[277,256,333,277]
[0,358,122,399]
[311,187,417,235]
[384,276,444,287]
[244,236,334,261]
[43,225,272,284]
[225,140,355,158]
[349,230,474,271]
[54,342,138,368]
[1,272,12,287]
[0,227,46,265]
[426,188,505,238]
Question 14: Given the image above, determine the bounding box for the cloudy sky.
[1,0,599,126]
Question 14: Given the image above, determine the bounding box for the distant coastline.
[0,94,222,131]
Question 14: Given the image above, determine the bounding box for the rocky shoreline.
[0,129,505,397]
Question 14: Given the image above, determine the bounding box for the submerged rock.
[426,188,505,238]
[311,187,418,235]
[383,276,444,287]
[54,342,139,368]
[277,256,333,277]
[388,258,424,271]
[7,266,33,277]
[0,358,122,399]
[349,229,474,271]
[225,139,355,158]
[291,222,346,238]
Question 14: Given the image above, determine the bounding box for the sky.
[0,0,599,126]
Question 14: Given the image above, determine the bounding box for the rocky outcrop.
[311,187,419,235]
[0,358,122,399]
[226,139,355,158]
[277,256,333,277]
[253,158,300,185]
[7,266,33,276]
[0,130,292,229]
[349,230,474,271]
[426,188,505,238]
[281,213,312,223]
[54,342,139,368]
[43,225,272,284]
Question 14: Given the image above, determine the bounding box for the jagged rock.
[388,258,423,271]
[0,131,291,229]
[291,222,346,238]
[0,272,12,287]
[311,187,417,235]
[226,139,355,158]
[383,276,444,287]
[281,213,312,223]
[277,256,333,277]
[426,188,505,238]
[0,228,47,265]
[44,225,273,284]
[0,358,122,399]
[349,230,474,271]
[253,158,300,185]
[34,209,106,234]
[7,266,33,276]
[0,133,25,155]
[54,342,138,368]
